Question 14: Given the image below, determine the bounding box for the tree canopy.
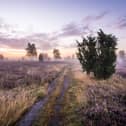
[26,43,37,57]
[39,53,44,62]
[53,49,61,59]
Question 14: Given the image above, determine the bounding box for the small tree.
[26,43,37,58]
[39,53,44,62]
[77,29,117,79]
[53,49,61,59]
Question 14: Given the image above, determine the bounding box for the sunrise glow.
[0,0,126,59]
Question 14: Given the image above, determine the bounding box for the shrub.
[77,29,117,79]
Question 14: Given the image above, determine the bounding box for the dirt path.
[47,75,71,126]
[16,66,67,126]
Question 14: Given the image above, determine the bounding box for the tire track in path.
[48,74,71,126]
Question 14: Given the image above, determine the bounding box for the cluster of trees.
[77,29,117,79]
[26,43,61,61]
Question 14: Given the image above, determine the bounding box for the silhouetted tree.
[39,53,44,62]
[77,29,117,79]
[53,49,61,59]
[26,43,37,57]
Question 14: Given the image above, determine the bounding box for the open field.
[0,61,67,126]
[0,60,126,126]
[0,1,125,126]
[0,61,66,89]
[32,62,126,126]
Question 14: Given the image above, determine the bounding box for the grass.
[0,61,126,126]
[61,79,83,126]
[32,65,87,126]
[78,75,126,126]
[0,84,46,126]
[0,61,66,126]
[58,64,126,126]
[60,68,87,126]
[32,68,67,126]
[69,65,126,126]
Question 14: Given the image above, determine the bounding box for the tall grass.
[0,85,46,126]
[0,61,65,126]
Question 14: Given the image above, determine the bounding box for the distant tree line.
[25,43,61,61]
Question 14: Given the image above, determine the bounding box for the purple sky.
[0,0,126,58]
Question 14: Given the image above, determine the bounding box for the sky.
[0,0,126,59]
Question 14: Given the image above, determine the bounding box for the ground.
[0,60,126,126]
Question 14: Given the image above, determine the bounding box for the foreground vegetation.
[0,84,45,126]
[0,61,66,126]
[32,63,126,126]
[60,65,126,126]
[0,61,126,126]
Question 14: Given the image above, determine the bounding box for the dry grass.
[72,65,126,126]
[60,63,126,126]
[0,61,65,89]
[0,61,125,126]
[0,84,46,126]
[0,61,66,126]
[60,67,84,126]
[32,68,67,126]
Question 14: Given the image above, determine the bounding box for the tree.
[0,54,4,60]
[26,43,37,57]
[53,49,61,59]
[77,36,97,75]
[77,29,117,79]
[39,53,44,62]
